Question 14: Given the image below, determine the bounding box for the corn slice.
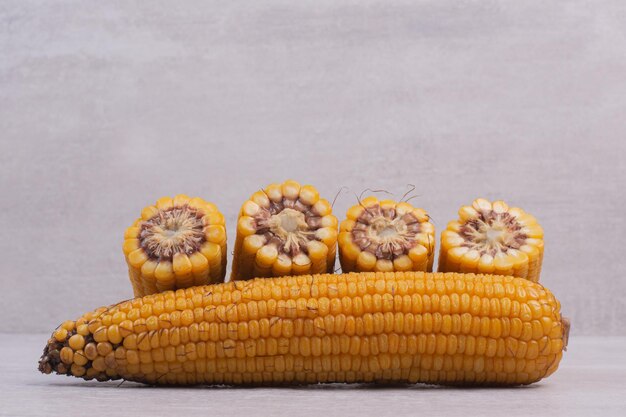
[338,197,435,273]
[231,180,338,280]
[438,199,544,282]
[123,195,227,296]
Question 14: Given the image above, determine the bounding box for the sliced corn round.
[122,195,227,296]
[338,197,435,273]
[231,180,338,280]
[438,198,544,282]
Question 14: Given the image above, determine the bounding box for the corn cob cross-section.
[439,199,544,282]
[39,271,568,386]
[339,197,435,273]
[231,180,338,281]
[123,195,227,296]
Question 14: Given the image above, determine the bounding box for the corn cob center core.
[255,200,322,257]
[140,206,206,260]
[265,208,313,253]
[352,205,422,259]
[459,211,526,256]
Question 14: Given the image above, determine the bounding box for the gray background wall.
[1,0,624,335]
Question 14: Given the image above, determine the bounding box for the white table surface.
[1,334,624,417]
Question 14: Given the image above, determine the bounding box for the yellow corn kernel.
[68,334,85,351]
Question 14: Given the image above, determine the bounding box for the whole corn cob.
[39,272,567,386]
[231,180,338,281]
[439,199,544,282]
[122,195,227,296]
[339,197,435,273]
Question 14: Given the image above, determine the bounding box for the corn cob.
[39,272,567,386]
[339,197,435,273]
[439,199,544,282]
[122,195,227,296]
[231,180,338,281]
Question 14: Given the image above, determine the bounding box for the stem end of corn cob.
[562,316,570,351]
